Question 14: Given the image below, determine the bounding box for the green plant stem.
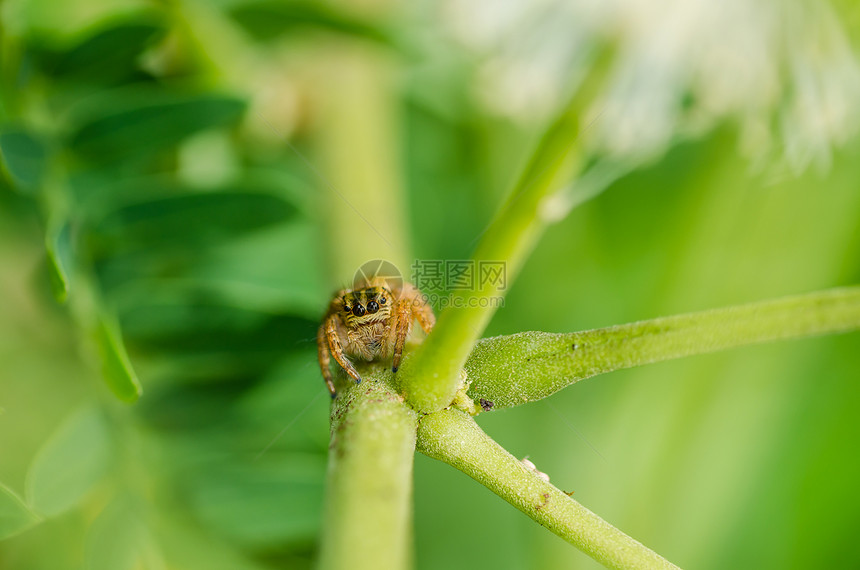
[314,40,411,277]
[416,408,679,570]
[397,96,579,411]
[399,52,612,414]
[313,30,416,570]
[319,366,417,570]
[466,286,860,409]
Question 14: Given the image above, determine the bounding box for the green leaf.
[185,453,325,547]
[45,219,72,303]
[229,1,393,45]
[67,93,246,161]
[86,497,160,570]
[465,287,860,410]
[90,190,298,253]
[0,483,40,539]
[26,406,111,517]
[0,127,48,193]
[51,19,164,83]
[69,167,310,216]
[117,297,316,380]
[95,313,142,402]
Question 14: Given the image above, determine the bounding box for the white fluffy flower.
[443,0,860,171]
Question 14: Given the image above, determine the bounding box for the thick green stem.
[314,40,411,277]
[417,409,679,570]
[466,286,860,409]
[399,54,614,413]
[319,366,417,570]
[312,19,414,569]
[314,50,414,559]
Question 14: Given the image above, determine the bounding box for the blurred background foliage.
[1,0,859,569]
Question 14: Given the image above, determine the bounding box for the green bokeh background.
[1,1,859,569]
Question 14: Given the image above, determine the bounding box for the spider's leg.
[413,290,436,334]
[327,314,362,384]
[391,296,414,373]
[317,324,337,397]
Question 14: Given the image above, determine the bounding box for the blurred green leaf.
[153,516,275,570]
[0,482,40,539]
[5,0,153,42]
[95,216,322,304]
[67,93,246,161]
[68,167,309,224]
[235,351,329,452]
[86,497,161,570]
[28,17,164,84]
[90,190,298,253]
[92,215,325,317]
[188,219,327,311]
[95,314,142,402]
[229,1,392,44]
[25,406,111,518]
[45,219,73,303]
[186,453,325,547]
[119,298,316,371]
[53,20,162,83]
[0,127,48,193]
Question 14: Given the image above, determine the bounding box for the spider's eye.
[366,300,379,313]
[352,304,366,317]
[378,297,386,305]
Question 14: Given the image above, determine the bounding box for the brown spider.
[317,278,435,397]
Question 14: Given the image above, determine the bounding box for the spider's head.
[342,285,393,327]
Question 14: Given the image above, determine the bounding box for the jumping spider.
[317,278,435,396]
